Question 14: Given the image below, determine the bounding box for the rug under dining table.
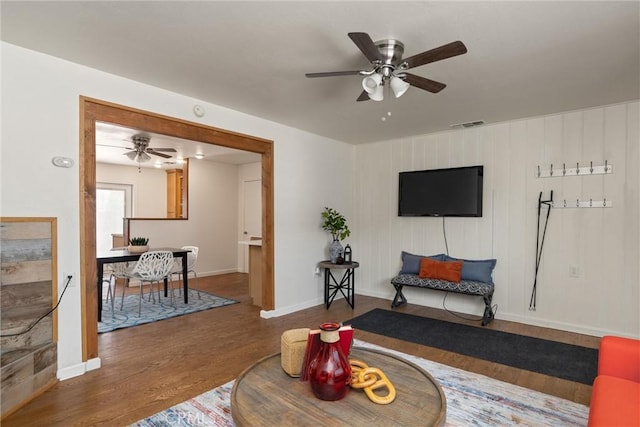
[99,288,238,333]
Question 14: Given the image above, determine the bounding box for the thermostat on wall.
[51,156,74,168]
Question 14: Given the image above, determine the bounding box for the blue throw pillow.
[400,251,445,274]
[444,255,496,283]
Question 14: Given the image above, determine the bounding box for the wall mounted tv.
[398,165,483,217]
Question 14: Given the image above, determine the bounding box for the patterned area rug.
[98,288,238,333]
[131,339,589,426]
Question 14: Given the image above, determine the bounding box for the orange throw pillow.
[418,257,463,282]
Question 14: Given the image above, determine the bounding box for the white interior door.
[242,179,262,272]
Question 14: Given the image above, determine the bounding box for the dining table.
[96,247,190,322]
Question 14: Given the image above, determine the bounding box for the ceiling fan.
[122,134,177,163]
[305,32,467,102]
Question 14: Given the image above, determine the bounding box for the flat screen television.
[398,165,483,217]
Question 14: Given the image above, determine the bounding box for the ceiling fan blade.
[149,147,177,152]
[348,32,383,63]
[356,90,370,102]
[97,143,128,149]
[146,150,172,159]
[306,70,362,78]
[402,41,467,69]
[403,73,447,93]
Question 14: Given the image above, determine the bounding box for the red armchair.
[588,336,640,426]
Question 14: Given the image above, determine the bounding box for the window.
[96,183,132,253]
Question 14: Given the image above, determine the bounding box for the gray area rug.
[99,288,237,333]
[346,308,597,385]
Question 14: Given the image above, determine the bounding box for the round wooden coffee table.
[231,346,446,426]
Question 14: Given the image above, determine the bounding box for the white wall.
[354,101,640,338]
[96,163,167,218]
[1,42,354,377]
[127,159,241,276]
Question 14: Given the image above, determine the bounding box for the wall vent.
[450,120,485,129]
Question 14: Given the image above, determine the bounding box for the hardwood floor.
[3,273,599,426]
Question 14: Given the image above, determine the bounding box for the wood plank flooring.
[2,273,599,426]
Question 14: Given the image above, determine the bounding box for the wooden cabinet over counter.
[166,169,183,218]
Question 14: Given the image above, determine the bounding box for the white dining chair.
[170,246,201,299]
[124,250,175,316]
[110,262,134,311]
[101,274,114,313]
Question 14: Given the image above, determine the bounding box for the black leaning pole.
[529,190,553,311]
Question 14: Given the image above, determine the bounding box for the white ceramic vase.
[128,245,149,253]
[329,239,343,263]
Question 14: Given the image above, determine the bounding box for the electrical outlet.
[64,272,74,286]
[569,265,580,278]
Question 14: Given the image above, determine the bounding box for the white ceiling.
[2,1,638,146]
[95,122,261,168]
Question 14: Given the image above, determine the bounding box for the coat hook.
[537,165,540,177]
[603,198,607,207]
[562,163,566,176]
[590,161,594,174]
[550,163,553,176]
[590,198,593,207]
[576,162,580,175]
[605,160,609,172]
[576,199,580,207]
[563,199,567,208]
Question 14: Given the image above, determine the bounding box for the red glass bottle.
[308,322,351,401]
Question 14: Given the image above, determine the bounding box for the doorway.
[96,183,132,252]
[80,97,274,361]
[241,179,262,272]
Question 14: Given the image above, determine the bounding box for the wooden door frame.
[80,97,274,361]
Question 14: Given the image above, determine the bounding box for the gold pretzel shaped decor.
[349,359,397,404]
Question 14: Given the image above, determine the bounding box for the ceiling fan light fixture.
[362,73,383,94]
[390,76,410,98]
[368,84,384,101]
[138,152,151,162]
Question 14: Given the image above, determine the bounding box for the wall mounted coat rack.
[551,199,613,209]
[535,161,613,178]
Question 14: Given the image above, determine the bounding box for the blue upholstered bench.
[390,252,496,326]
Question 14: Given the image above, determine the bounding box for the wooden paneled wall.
[353,101,639,337]
[1,218,58,419]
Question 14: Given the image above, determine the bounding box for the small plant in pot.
[321,207,350,263]
[128,237,149,253]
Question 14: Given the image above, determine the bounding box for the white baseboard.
[496,312,636,339]
[197,268,240,277]
[260,297,324,318]
[356,289,637,339]
[57,357,101,380]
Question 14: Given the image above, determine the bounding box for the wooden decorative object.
[231,347,446,426]
[0,217,58,420]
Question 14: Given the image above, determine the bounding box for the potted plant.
[128,237,149,253]
[321,207,350,263]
